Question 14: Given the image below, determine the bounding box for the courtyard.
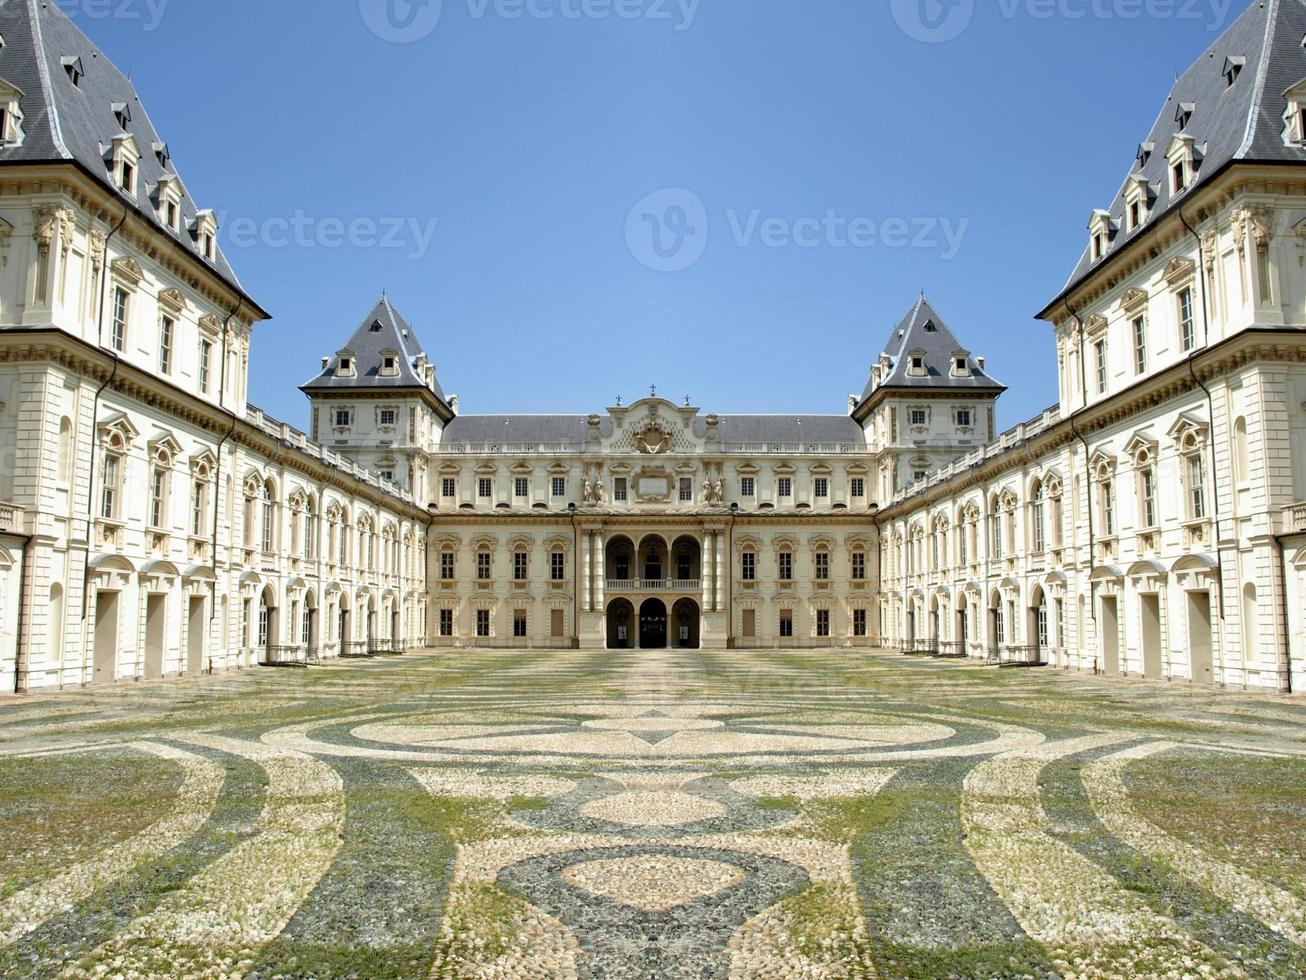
[0,650,1303,979]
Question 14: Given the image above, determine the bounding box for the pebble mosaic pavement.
[1,648,1304,979]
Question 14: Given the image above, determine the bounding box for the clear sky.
[71,0,1251,429]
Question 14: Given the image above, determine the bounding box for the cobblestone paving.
[1,649,1304,978]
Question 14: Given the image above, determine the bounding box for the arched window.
[261,480,276,553]
[303,499,316,560]
[1234,417,1249,484]
[1098,465,1116,536]
[57,417,73,483]
[1030,481,1046,554]
[1135,451,1157,529]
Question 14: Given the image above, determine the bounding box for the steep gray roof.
[1048,0,1306,309]
[705,415,865,445]
[442,415,594,448]
[0,0,261,312]
[857,296,1005,405]
[301,295,451,407]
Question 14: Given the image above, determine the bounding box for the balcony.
[0,502,20,533]
[1284,502,1306,534]
[606,579,702,593]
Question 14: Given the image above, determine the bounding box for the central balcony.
[605,579,702,593]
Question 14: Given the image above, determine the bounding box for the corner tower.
[301,295,455,503]
[850,295,1005,499]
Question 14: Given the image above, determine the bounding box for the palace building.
[0,0,1303,691]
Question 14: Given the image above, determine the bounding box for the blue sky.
[71,0,1250,429]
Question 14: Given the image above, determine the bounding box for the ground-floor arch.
[672,598,701,649]
[640,598,668,649]
[607,598,635,649]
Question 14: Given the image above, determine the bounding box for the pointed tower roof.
[1043,0,1306,314]
[0,0,266,316]
[301,295,454,414]
[852,296,1005,421]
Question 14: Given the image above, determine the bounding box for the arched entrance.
[607,598,635,649]
[639,598,668,649]
[672,598,701,649]
[638,535,669,584]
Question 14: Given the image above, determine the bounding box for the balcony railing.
[0,502,23,534]
[1285,502,1306,534]
[605,579,702,593]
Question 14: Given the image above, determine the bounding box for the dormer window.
[111,101,131,131]
[1166,135,1195,196]
[1089,209,1113,261]
[0,81,23,147]
[369,320,383,332]
[1175,102,1194,131]
[337,354,354,377]
[62,56,84,87]
[1281,84,1306,145]
[907,350,927,377]
[110,134,140,197]
[1124,176,1150,231]
[379,350,400,377]
[153,141,170,168]
[193,209,218,262]
[1223,57,1245,88]
[923,319,938,333]
[1136,141,1153,168]
[950,352,972,378]
[156,174,183,232]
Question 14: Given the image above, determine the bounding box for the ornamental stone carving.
[634,420,672,455]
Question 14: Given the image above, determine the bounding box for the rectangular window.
[1141,468,1157,528]
[955,409,972,428]
[614,478,628,502]
[814,478,829,499]
[199,339,212,394]
[100,454,119,520]
[1188,454,1207,519]
[850,478,865,498]
[742,609,756,638]
[679,478,693,502]
[741,477,756,498]
[477,552,491,580]
[816,609,831,638]
[852,552,866,581]
[159,316,174,374]
[551,609,565,639]
[779,611,794,638]
[741,552,756,581]
[1095,339,1108,394]
[439,609,453,637]
[815,552,830,580]
[513,610,528,638]
[1178,288,1195,352]
[513,552,528,581]
[777,478,793,499]
[551,552,566,581]
[1133,316,1147,374]
[440,552,455,580]
[149,468,166,528]
[853,609,868,637]
[191,481,205,537]
[442,478,456,498]
[476,610,490,638]
[910,409,927,427]
[379,409,397,427]
[335,409,351,429]
[1102,480,1116,536]
[478,478,493,499]
[778,552,793,581]
[552,477,566,498]
[515,477,529,498]
[111,288,129,352]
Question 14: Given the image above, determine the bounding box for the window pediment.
[1168,412,1209,447]
[1120,287,1148,312]
[158,287,186,313]
[1084,314,1108,337]
[1164,256,1196,288]
[1123,431,1158,461]
[110,256,144,288]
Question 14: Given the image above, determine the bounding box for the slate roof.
[301,295,452,408]
[1045,0,1306,312]
[442,415,595,447]
[705,415,865,445]
[856,296,1005,408]
[0,0,262,313]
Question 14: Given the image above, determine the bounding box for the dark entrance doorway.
[607,598,635,649]
[672,598,700,649]
[639,598,668,649]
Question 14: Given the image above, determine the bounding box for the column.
[703,534,715,612]
[715,531,726,612]
[582,531,592,612]
[594,532,606,611]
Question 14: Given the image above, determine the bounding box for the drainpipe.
[210,299,245,673]
[1062,299,1097,673]
[1272,532,1295,695]
[12,530,33,694]
[79,207,129,629]
[1180,207,1227,684]
[570,510,580,650]
[727,505,738,650]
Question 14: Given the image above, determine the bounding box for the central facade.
[302,297,1006,649]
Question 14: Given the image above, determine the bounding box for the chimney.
[321,357,330,370]
[977,356,986,372]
